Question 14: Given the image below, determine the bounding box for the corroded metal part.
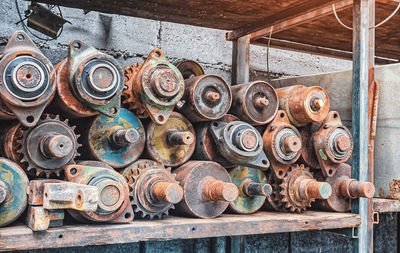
[124,49,184,125]
[276,85,330,127]
[175,60,205,79]
[28,179,98,211]
[53,40,124,118]
[301,111,353,177]
[193,114,239,168]
[230,81,278,125]
[25,206,64,231]
[208,119,270,170]
[174,161,238,218]
[177,74,232,122]
[64,164,133,223]
[229,166,271,214]
[279,164,332,212]
[0,158,29,227]
[122,63,146,117]
[264,170,285,212]
[120,159,161,181]
[78,108,145,169]
[126,161,183,219]
[263,110,302,179]
[0,114,80,178]
[314,163,375,212]
[0,31,56,127]
[146,112,195,167]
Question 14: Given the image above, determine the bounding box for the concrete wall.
[0,1,395,252]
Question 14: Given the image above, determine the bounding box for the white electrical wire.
[332,2,400,30]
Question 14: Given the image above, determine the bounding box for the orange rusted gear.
[279,164,332,212]
[122,63,147,118]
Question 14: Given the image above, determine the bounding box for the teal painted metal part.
[0,158,29,227]
[88,108,145,169]
[229,166,267,214]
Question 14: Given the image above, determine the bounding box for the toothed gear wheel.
[122,63,147,118]
[279,164,314,212]
[17,114,80,178]
[264,171,285,212]
[127,161,180,219]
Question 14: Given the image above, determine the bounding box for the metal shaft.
[311,97,324,111]
[254,97,269,109]
[242,180,272,197]
[339,178,375,199]
[39,133,73,158]
[0,181,7,205]
[150,181,183,204]
[283,135,301,153]
[202,178,238,202]
[167,131,194,146]
[205,90,221,102]
[111,128,140,146]
[297,178,332,200]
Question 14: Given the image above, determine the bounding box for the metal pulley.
[229,166,272,214]
[194,114,239,168]
[64,163,133,223]
[173,161,239,218]
[230,81,278,125]
[176,74,232,122]
[208,119,270,170]
[314,163,375,212]
[145,112,195,167]
[77,108,145,169]
[53,40,124,118]
[0,31,56,127]
[276,85,330,127]
[123,49,184,125]
[122,160,183,219]
[263,110,302,179]
[300,111,353,177]
[0,114,80,178]
[175,60,205,79]
[0,158,29,227]
[265,164,332,213]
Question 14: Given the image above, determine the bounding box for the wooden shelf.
[0,211,360,251]
[373,198,400,213]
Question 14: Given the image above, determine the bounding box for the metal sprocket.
[122,63,147,118]
[16,114,80,178]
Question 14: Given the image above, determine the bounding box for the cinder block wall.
[0,1,395,252]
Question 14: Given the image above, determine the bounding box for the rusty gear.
[122,63,147,118]
[2,114,80,178]
[126,160,183,219]
[264,171,285,212]
[279,164,332,212]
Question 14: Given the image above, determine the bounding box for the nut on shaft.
[150,181,183,204]
[39,133,73,158]
[242,180,272,197]
[339,179,375,199]
[205,90,221,102]
[168,131,194,146]
[111,128,140,146]
[297,178,332,200]
[202,179,238,202]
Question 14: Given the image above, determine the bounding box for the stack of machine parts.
[0,31,374,231]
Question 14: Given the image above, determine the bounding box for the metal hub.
[275,128,300,162]
[329,128,352,160]
[151,67,180,98]
[39,133,74,158]
[310,97,324,111]
[0,181,7,204]
[4,56,49,101]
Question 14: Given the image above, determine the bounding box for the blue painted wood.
[351,0,372,253]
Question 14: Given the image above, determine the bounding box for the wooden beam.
[251,37,398,64]
[249,0,353,40]
[226,0,343,41]
[231,35,250,85]
[0,212,361,252]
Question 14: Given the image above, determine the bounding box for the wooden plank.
[251,37,398,64]
[373,198,400,213]
[249,0,353,40]
[0,211,361,251]
[226,0,343,40]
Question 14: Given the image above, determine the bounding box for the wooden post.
[231,35,250,85]
[351,0,373,252]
